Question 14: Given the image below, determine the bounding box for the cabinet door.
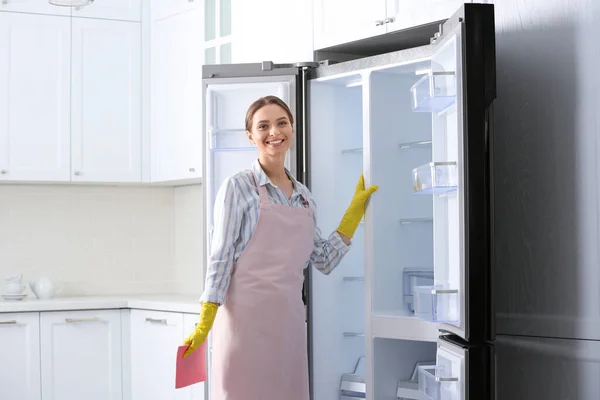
[130,310,186,400]
[71,18,142,183]
[150,7,202,182]
[313,0,386,50]
[0,0,70,16]
[385,0,465,33]
[0,313,41,400]
[0,12,71,182]
[72,0,141,22]
[40,310,122,400]
[182,313,205,400]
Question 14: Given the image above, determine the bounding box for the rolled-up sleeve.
[200,178,242,304]
[308,195,351,275]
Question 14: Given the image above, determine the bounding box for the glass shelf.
[413,285,459,323]
[209,128,256,152]
[412,162,457,195]
[410,71,456,113]
[341,147,364,155]
[418,365,459,400]
[399,140,432,150]
[343,276,365,282]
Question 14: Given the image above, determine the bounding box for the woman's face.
[247,104,293,158]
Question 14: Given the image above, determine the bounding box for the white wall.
[0,184,203,297]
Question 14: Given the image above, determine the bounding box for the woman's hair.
[245,95,294,132]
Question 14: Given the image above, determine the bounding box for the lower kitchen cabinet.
[0,308,203,400]
[127,309,203,400]
[40,309,123,400]
[0,312,41,400]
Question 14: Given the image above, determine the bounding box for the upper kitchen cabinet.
[231,0,314,63]
[70,0,142,21]
[0,0,71,16]
[313,0,386,52]
[313,0,464,50]
[70,17,142,183]
[0,11,71,182]
[149,0,203,183]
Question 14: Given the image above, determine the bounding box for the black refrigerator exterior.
[201,4,496,399]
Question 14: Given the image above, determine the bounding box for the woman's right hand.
[182,302,219,358]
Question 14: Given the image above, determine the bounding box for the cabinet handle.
[189,167,195,172]
[375,20,384,26]
[74,171,81,176]
[1,1,7,5]
[65,317,102,323]
[383,17,395,24]
[0,170,6,174]
[145,317,168,325]
[0,320,17,325]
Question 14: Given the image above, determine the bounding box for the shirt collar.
[252,159,300,191]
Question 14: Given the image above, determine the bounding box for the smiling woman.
[181,95,378,400]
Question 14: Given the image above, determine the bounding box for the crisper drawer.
[418,337,465,400]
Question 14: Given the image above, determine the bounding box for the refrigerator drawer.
[412,162,458,195]
[410,71,456,113]
[413,285,459,323]
[418,365,460,400]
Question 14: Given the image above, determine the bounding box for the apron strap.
[251,171,270,205]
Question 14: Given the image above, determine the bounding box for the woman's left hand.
[336,174,378,240]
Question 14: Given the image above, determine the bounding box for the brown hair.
[245,95,294,132]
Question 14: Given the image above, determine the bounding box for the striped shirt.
[200,159,351,305]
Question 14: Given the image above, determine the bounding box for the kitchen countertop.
[0,294,201,314]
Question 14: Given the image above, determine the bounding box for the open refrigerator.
[201,4,496,400]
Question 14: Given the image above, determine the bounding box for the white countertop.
[0,294,201,314]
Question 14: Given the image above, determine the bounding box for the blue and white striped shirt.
[200,159,350,305]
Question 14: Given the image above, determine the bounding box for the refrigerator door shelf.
[403,268,434,313]
[417,365,460,400]
[209,128,256,152]
[412,162,458,195]
[410,71,456,113]
[413,285,459,323]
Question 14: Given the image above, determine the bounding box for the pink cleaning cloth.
[175,343,207,389]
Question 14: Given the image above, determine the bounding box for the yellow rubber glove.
[182,302,219,358]
[337,174,378,238]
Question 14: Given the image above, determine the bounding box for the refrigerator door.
[363,3,495,343]
[417,335,493,400]
[200,63,308,400]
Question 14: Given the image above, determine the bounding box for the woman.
[182,95,377,399]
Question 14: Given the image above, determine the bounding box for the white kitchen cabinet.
[71,0,142,22]
[0,12,71,182]
[0,312,41,400]
[70,18,142,183]
[385,0,465,34]
[313,0,464,50]
[150,2,202,183]
[40,309,123,400]
[129,310,185,400]
[231,0,314,63]
[0,0,71,16]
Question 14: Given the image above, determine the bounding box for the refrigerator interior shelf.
[413,285,459,323]
[399,217,433,225]
[412,162,457,195]
[342,276,365,282]
[410,71,456,113]
[209,128,256,152]
[341,147,364,155]
[399,140,432,150]
[418,365,459,400]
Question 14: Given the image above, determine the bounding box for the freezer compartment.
[410,71,456,113]
[209,128,255,152]
[373,338,437,399]
[412,162,457,195]
[418,365,459,400]
[413,285,459,323]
